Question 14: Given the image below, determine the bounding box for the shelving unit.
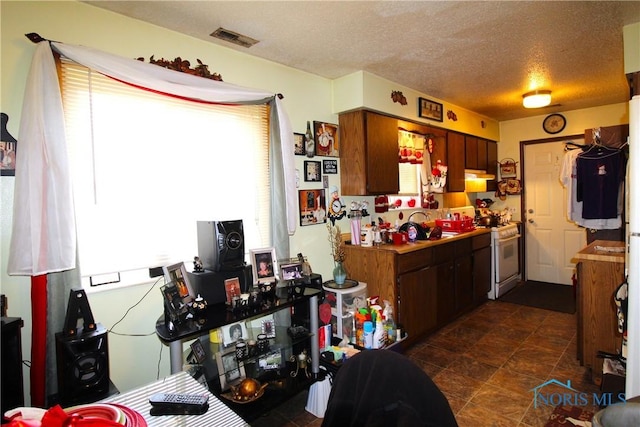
[155,285,322,422]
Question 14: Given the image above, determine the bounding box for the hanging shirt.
[576,148,626,219]
[560,148,622,229]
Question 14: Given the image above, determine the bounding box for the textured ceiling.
[84,1,640,121]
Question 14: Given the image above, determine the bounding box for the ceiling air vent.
[210,27,259,48]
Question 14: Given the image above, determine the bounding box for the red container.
[435,218,475,233]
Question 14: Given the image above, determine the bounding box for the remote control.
[148,392,209,416]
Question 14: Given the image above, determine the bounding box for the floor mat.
[545,404,594,427]
[499,281,576,314]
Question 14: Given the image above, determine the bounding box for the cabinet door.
[398,266,437,340]
[365,112,400,194]
[455,255,474,313]
[477,139,488,171]
[436,261,456,326]
[465,136,478,169]
[473,245,491,303]
[486,141,498,192]
[446,132,465,192]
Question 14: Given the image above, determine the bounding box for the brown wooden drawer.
[472,233,491,250]
[397,248,433,273]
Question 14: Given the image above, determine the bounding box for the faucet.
[408,211,431,223]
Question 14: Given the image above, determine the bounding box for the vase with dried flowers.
[327,223,347,285]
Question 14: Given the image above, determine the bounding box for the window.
[59,58,270,286]
[398,163,420,195]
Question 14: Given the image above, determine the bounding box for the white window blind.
[59,59,271,283]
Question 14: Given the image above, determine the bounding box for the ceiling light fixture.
[522,90,552,109]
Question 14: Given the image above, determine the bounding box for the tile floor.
[251,300,602,427]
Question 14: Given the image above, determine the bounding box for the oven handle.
[496,234,521,244]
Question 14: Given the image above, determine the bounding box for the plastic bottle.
[373,312,384,349]
[383,300,396,343]
[363,321,373,349]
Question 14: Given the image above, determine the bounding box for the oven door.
[495,234,520,283]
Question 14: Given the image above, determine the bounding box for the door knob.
[528,219,534,223]
[528,209,534,214]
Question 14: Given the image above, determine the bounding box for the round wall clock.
[542,113,567,134]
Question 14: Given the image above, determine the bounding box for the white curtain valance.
[8,41,296,276]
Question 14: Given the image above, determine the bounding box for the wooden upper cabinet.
[465,136,478,169]
[446,132,466,192]
[477,139,488,171]
[465,136,488,171]
[486,140,498,192]
[339,110,399,195]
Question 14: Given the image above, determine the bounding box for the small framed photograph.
[250,247,277,283]
[294,132,305,155]
[160,282,189,321]
[221,321,248,347]
[298,189,326,226]
[216,347,246,391]
[162,262,194,303]
[261,315,276,338]
[322,159,338,174]
[190,339,207,364]
[280,262,303,280]
[224,277,241,305]
[313,121,339,157]
[304,160,321,182]
[258,349,283,371]
[418,97,444,122]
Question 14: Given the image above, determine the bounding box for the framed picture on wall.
[294,132,305,155]
[304,161,321,182]
[313,121,339,157]
[298,189,326,226]
[418,97,443,122]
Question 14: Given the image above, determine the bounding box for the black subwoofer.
[197,220,246,272]
[55,324,109,405]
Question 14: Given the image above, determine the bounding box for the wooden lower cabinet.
[341,230,492,346]
[573,240,625,383]
[398,266,438,340]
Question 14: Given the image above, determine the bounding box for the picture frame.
[298,189,326,226]
[313,121,339,157]
[418,97,444,122]
[304,160,321,182]
[250,247,278,283]
[216,346,246,391]
[162,262,194,303]
[261,315,276,338]
[190,339,207,364]
[322,159,338,174]
[221,321,249,347]
[258,349,283,371]
[280,262,303,280]
[160,282,189,322]
[224,277,241,305]
[293,132,305,155]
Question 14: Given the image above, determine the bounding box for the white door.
[523,142,585,285]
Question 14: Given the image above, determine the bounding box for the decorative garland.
[136,55,223,81]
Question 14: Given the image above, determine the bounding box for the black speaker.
[197,220,246,272]
[188,265,253,305]
[56,324,109,405]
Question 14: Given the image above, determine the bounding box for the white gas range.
[488,222,521,299]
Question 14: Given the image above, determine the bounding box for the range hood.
[464,169,496,180]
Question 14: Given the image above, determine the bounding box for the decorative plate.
[221,387,266,404]
[543,113,566,134]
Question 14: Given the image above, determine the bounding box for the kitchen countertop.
[572,239,626,264]
[344,227,491,255]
